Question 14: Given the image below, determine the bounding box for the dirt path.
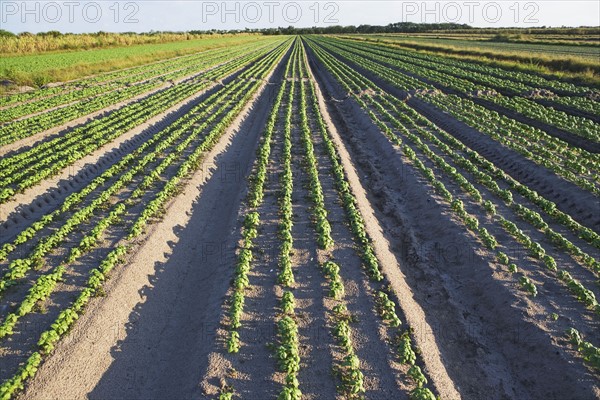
[305,81,407,398]
[0,55,239,158]
[0,51,274,244]
[408,97,600,233]
[307,43,599,399]
[20,49,284,400]
[326,40,600,153]
[307,46,462,399]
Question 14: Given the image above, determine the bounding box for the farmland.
[0,33,598,400]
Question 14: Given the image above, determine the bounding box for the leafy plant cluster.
[312,37,600,312]
[566,328,600,371]
[0,38,293,400]
[303,61,437,399]
[276,54,296,288]
[0,44,273,204]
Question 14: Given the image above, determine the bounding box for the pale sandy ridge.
[0,65,190,126]
[0,46,228,112]
[20,55,282,400]
[307,58,462,400]
[0,80,222,233]
[0,53,265,240]
[0,53,244,158]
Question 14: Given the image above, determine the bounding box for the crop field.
[0,33,598,400]
[354,35,600,60]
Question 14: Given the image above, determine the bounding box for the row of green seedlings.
[381,95,599,262]
[0,244,128,400]
[338,36,591,95]
[0,81,155,147]
[310,39,596,308]
[423,93,599,184]
[225,79,288,354]
[0,43,263,177]
[483,95,598,142]
[1,81,122,123]
[126,42,290,239]
[422,94,599,195]
[0,47,280,294]
[218,40,295,400]
[318,37,487,95]
[277,56,296,288]
[0,39,269,125]
[0,49,286,342]
[297,67,365,397]
[316,37,600,195]
[378,95,600,307]
[274,44,302,400]
[125,46,286,235]
[304,65,436,400]
[333,36,600,180]
[0,45,286,266]
[0,42,282,204]
[0,44,267,182]
[0,204,125,338]
[315,38,429,92]
[330,37,574,107]
[371,94,599,310]
[0,40,290,400]
[330,37,528,94]
[0,41,272,146]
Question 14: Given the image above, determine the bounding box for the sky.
[0,1,599,34]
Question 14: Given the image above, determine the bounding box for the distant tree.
[37,30,62,37]
[0,29,16,38]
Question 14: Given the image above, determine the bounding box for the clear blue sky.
[1,1,598,33]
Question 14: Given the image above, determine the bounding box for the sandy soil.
[306,42,600,399]
[409,97,600,233]
[0,55,239,158]
[0,80,224,238]
[19,46,285,400]
[327,43,600,154]
[0,37,597,400]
